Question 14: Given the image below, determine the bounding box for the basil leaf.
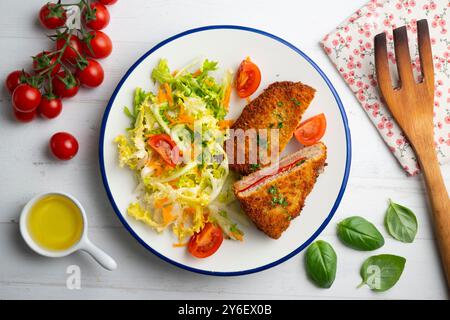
[359,254,406,292]
[337,216,385,251]
[305,240,337,288]
[385,200,418,243]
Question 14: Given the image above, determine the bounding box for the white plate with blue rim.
[99,26,351,276]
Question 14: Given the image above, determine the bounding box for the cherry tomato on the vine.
[99,0,118,5]
[52,71,80,98]
[56,34,83,63]
[39,3,67,29]
[83,31,112,59]
[12,84,41,113]
[5,70,29,94]
[50,132,79,160]
[13,108,37,123]
[32,51,61,76]
[83,3,110,30]
[76,59,104,88]
[38,95,63,119]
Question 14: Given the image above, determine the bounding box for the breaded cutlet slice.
[228,81,316,176]
[233,143,327,239]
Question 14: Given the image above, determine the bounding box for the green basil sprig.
[337,216,385,251]
[305,240,337,288]
[359,254,406,292]
[385,200,418,243]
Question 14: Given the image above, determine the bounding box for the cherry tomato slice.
[188,223,224,259]
[235,58,261,98]
[147,134,180,167]
[294,113,327,146]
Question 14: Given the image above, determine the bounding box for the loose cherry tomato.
[236,57,261,98]
[50,132,79,160]
[99,0,118,5]
[32,51,61,76]
[147,134,180,167]
[38,95,63,119]
[83,30,112,59]
[52,71,80,98]
[39,2,67,29]
[294,113,327,146]
[188,223,224,258]
[13,107,37,123]
[5,70,29,94]
[12,84,41,113]
[56,34,83,63]
[76,59,104,88]
[83,3,110,30]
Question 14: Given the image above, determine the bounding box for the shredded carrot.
[162,204,175,225]
[222,85,232,111]
[231,232,244,242]
[154,197,169,209]
[172,70,178,76]
[218,119,234,130]
[192,69,202,77]
[146,158,165,176]
[164,83,173,106]
[172,242,188,248]
[183,207,196,217]
[157,86,167,103]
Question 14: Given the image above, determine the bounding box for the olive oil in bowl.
[27,194,83,251]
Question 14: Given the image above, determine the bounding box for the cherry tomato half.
[13,107,37,123]
[50,132,79,160]
[99,0,118,5]
[12,84,41,113]
[39,3,67,29]
[294,113,327,146]
[38,95,63,119]
[56,34,83,63]
[188,223,224,259]
[147,134,180,167]
[83,30,112,59]
[76,58,104,88]
[235,58,261,98]
[32,51,61,76]
[83,3,110,30]
[5,70,29,94]
[52,71,80,98]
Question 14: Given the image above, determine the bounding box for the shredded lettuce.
[115,58,242,242]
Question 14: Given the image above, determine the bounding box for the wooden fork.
[375,19,450,288]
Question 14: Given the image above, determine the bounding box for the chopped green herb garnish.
[268,185,277,195]
[250,163,261,172]
[296,159,306,167]
[278,122,284,129]
[219,210,229,218]
[277,101,284,107]
[291,98,301,106]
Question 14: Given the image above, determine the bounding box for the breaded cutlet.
[227,81,316,176]
[233,143,327,239]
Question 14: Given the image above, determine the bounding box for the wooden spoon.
[375,19,450,288]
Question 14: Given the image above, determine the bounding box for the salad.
[115,58,245,256]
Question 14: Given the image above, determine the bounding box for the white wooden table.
[1,0,448,300]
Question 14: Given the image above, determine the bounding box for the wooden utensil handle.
[416,148,450,287]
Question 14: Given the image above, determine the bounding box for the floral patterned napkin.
[321,0,450,175]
